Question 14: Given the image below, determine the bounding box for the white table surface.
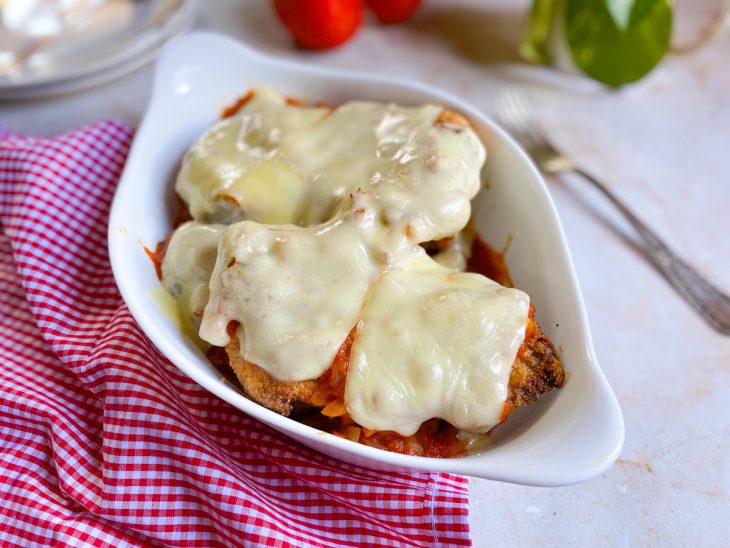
[2,1,728,546]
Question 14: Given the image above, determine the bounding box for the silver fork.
[496,89,730,335]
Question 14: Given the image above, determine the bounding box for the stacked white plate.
[0,0,198,100]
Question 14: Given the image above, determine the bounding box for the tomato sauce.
[466,235,513,287]
[221,90,254,118]
[221,90,319,119]
[144,199,192,281]
[144,234,171,282]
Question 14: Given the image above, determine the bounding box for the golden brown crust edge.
[508,321,564,409]
[224,318,563,420]
[225,338,318,416]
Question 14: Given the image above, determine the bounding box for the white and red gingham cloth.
[0,121,471,547]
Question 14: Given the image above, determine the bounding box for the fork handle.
[573,168,730,335]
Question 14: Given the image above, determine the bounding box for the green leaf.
[605,0,633,30]
[564,0,672,87]
[519,0,558,64]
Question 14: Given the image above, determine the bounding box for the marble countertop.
[2,1,728,545]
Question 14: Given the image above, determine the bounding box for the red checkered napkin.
[0,121,471,547]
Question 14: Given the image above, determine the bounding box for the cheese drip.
[431,229,474,271]
[175,87,486,242]
[161,221,225,332]
[199,203,383,381]
[346,251,530,436]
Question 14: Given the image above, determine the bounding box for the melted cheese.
[431,229,474,271]
[167,89,534,439]
[176,87,485,242]
[199,204,383,381]
[345,251,530,436]
[176,88,329,224]
[161,221,224,332]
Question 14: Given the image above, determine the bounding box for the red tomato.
[366,0,421,24]
[273,0,363,50]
